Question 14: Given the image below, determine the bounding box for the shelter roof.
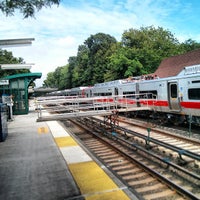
[2,72,42,80]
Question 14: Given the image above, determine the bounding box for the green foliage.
[43,72,55,87]
[68,33,117,87]
[84,33,117,84]
[121,26,183,73]
[44,27,200,89]
[124,60,143,78]
[43,65,68,89]
[0,0,60,18]
[67,56,77,88]
[0,49,29,78]
[180,39,200,52]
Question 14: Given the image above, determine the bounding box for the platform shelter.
[0,73,42,115]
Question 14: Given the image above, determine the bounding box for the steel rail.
[93,117,200,161]
[112,131,200,181]
[87,117,200,180]
[73,118,200,200]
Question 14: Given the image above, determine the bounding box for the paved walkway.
[0,108,83,200]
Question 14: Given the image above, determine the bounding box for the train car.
[60,89,71,96]
[70,86,92,97]
[90,65,200,125]
[45,64,200,125]
[46,89,71,97]
[92,80,123,96]
[84,86,93,97]
[46,90,65,96]
[136,66,200,124]
[177,66,200,124]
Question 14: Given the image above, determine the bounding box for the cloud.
[0,0,199,87]
[0,3,138,87]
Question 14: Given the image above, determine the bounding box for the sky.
[1,0,200,87]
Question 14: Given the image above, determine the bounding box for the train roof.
[94,79,125,87]
[154,49,200,78]
[70,86,90,91]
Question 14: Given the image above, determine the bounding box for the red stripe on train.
[141,100,200,109]
[96,98,200,110]
[180,102,200,109]
[140,100,169,107]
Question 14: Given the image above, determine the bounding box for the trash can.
[0,103,8,142]
[2,94,13,120]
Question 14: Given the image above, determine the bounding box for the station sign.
[0,80,9,85]
[184,64,200,75]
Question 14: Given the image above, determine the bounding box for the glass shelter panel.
[10,79,28,114]
[0,73,42,115]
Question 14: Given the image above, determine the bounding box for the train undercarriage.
[125,110,200,127]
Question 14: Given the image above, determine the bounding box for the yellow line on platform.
[68,161,130,200]
[54,136,78,147]
[37,127,49,134]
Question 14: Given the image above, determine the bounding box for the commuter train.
[48,65,200,125]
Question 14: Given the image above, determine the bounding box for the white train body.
[49,65,200,124]
[89,65,200,124]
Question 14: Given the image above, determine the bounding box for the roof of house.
[154,49,200,78]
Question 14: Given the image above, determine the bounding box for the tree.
[67,56,78,88]
[180,39,200,52]
[43,72,55,87]
[43,65,69,89]
[105,42,145,81]
[0,49,29,78]
[121,26,183,73]
[105,45,129,80]
[59,65,68,89]
[124,60,143,78]
[43,26,200,88]
[74,45,89,86]
[65,33,117,88]
[0,0,60,18]
[83,33,117,84]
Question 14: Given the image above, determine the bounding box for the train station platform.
[0,101,138,200]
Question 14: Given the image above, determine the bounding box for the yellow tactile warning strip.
[46,121,131,200]
[37,127,49,134]
[68,161,130,200]
[54,136,77,147]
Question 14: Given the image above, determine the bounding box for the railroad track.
[62,117,200,200]
[93,116,200,162]
[40,103,200,199]
[116,117,200,166]
[92,116,200,178]
[118,116,200,142]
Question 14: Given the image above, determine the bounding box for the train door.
[114,87,118,95]
[168,82,180,111]
[136,82,140,107]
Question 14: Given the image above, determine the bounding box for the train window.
[93,92,112,96]
[188,88,200,100]
[170,84,177,98]
[192,80,200,84]
[102,93,112,96]
[123,91,135,98]
[123,91,135,95]
[140,90,157,99]
[93,93,99,96]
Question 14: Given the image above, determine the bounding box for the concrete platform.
[0,102,138,200]
[0,107,83,200]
